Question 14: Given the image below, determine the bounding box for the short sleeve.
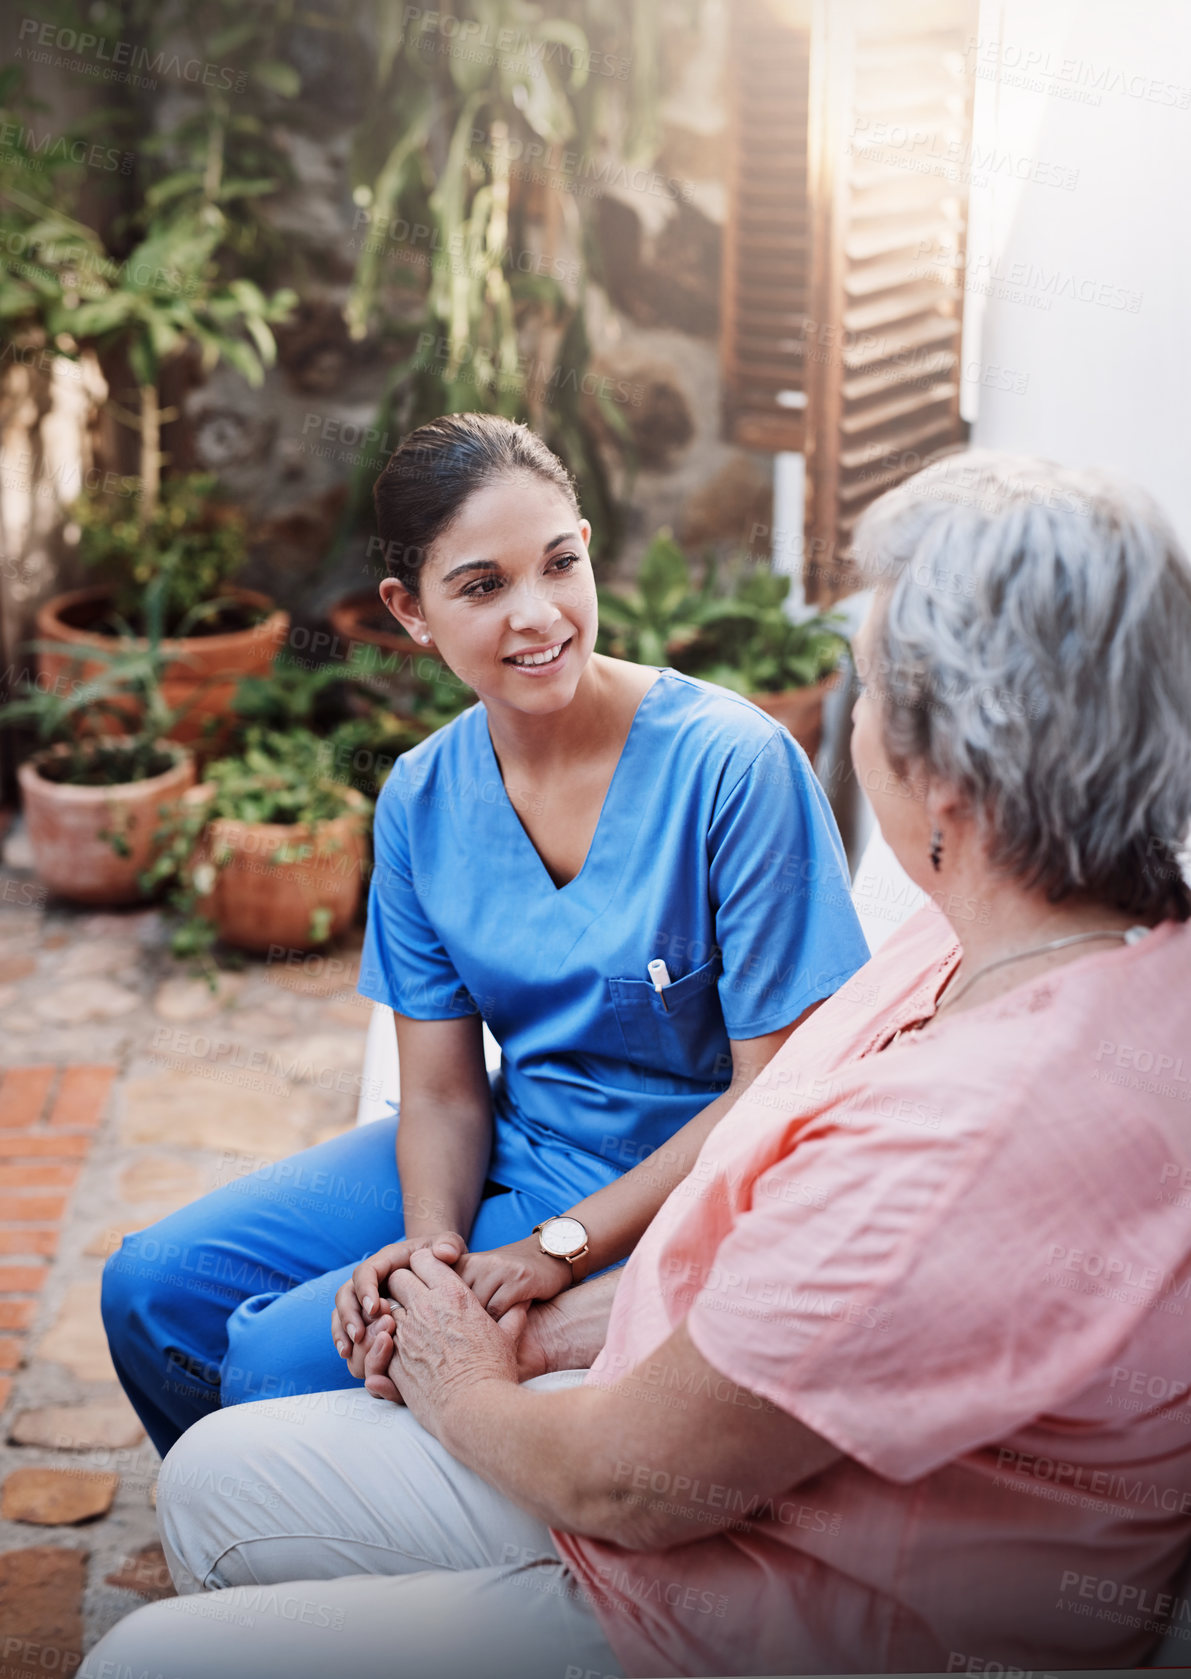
[709,731,870,1037]
[357,768,477,1019]
[685,1065,1184,1482]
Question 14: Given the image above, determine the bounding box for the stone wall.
[171,0,776,612]
[1,0,777,644]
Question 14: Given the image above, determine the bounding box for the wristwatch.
[533,1215,590,1273]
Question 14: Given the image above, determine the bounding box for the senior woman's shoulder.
[857,914,1191,1153]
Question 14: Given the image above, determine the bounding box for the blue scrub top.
[359,669,870,1209]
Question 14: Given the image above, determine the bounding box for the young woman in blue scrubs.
[101,415,869,1456]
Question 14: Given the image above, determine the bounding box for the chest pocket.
[608,956,728,1085]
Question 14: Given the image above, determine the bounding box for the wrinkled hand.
[456,1235,572,1320]
[363,1249,524,1427]
[332,1231,467,1380]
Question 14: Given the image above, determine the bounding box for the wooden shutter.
[804,0,978,600]
[721,0,813,453]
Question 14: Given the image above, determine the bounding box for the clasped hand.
[331,1231,569,1383]
[356,1247,526,1426]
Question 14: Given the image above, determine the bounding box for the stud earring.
[421,634,431,644]
[929,827,944,873]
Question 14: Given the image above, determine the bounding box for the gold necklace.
[939,926,1145,1012]
[887,925,1147,1048]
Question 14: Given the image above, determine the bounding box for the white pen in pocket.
[647,958,672,1013]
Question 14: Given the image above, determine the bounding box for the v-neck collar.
[479,668,666,894]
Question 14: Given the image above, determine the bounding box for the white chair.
[354,989,502,1126]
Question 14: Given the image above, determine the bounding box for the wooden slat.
[839,412,961,474]
[721,0,812,451]
[841,314,960,372]
[839,379,957,436]
[842,351,956,402]
[805,0,978,601]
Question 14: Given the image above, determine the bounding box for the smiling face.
[378,473,598,718]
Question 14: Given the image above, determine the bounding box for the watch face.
[541,1216,586,1257]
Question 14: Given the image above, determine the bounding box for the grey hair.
[853,449,1191,920]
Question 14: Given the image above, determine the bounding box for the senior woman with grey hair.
[86,451,1191,1679]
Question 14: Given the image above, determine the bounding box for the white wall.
[964,0,1191,540]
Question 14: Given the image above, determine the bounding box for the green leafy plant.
[0,577,195,785]
[145,724,374,966]
[72,472,255,637]
[336,0,677,557]
[0,7,297,533]
[320,708,426,802]
[231,646,432,794]
[677,571,850,696]
[598,529,850,693]
[201,727,365,828]
[596,528,723,666]
[60,206,295,526]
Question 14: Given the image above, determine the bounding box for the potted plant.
[38,474,290,753]
[232,647,429,797]
[598,531,849,760]
[0,599,197,905]
[1,106,296,752]
[173,727,373,956]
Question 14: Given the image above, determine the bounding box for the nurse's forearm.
[560,1015,812,1277]
[396,1098,492,1240]
[526,1267,623,1374]
[561,1085,738,1276]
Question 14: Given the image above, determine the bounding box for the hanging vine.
[340,0,671,557]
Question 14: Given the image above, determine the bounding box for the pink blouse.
[554,907,1191,1676]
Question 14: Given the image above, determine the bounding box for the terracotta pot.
[748,672,842,761]
[187,786,369,954]
[328,590,418,658]
[18,739,196,906]
[328,590,448,717]
[36,586,290,754]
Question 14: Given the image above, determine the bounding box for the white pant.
[83,1373,625,1679]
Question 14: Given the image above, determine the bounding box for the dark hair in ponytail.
[372,413,580,595]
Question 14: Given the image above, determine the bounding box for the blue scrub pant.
[100,1113,556,1457]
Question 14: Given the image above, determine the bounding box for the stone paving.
[0,819,370,1665]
